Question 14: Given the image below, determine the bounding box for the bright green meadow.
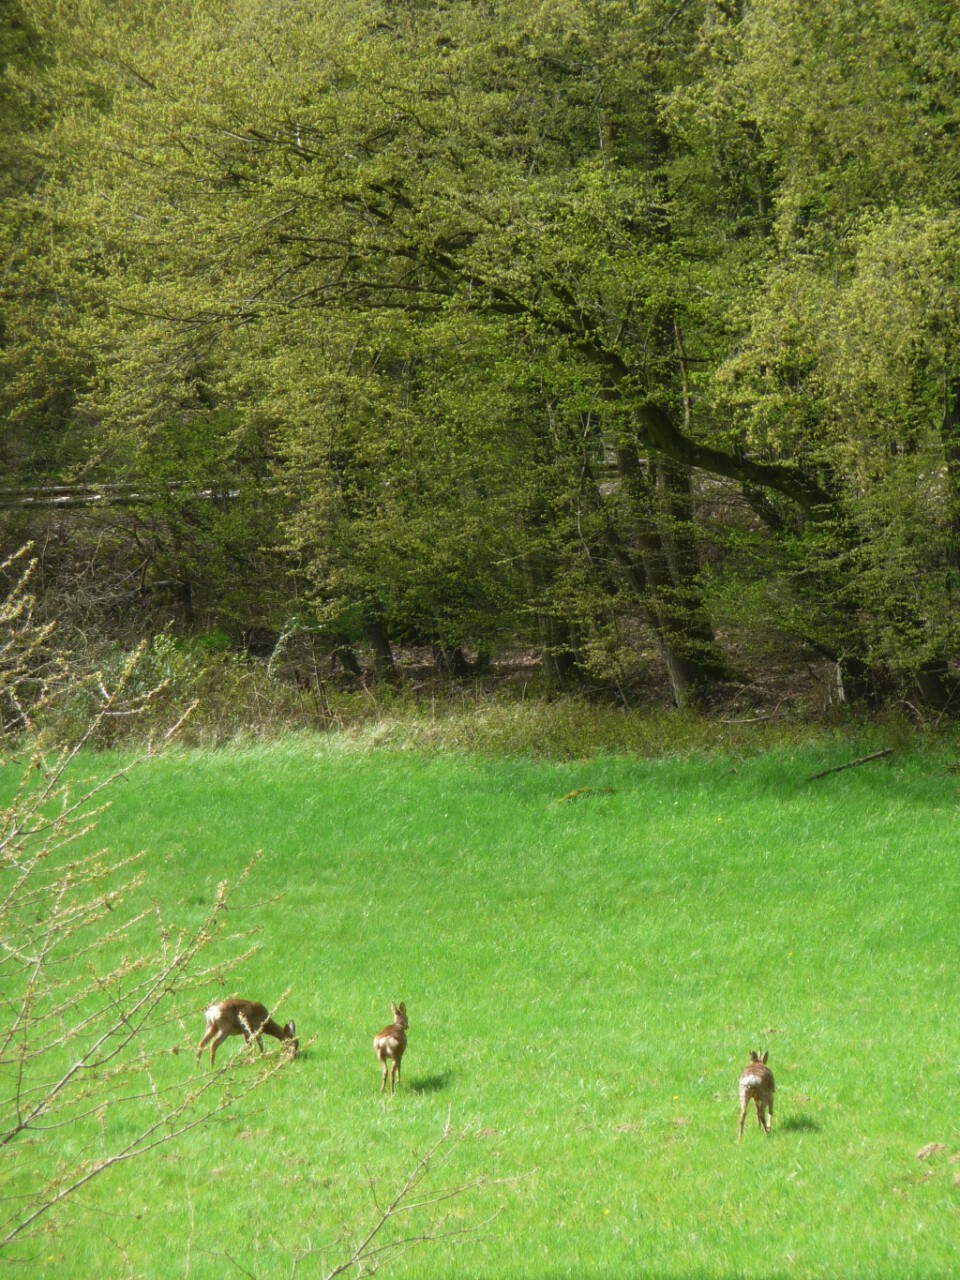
[15,741,960,1278]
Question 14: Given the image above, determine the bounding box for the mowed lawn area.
[19,742,960,1278]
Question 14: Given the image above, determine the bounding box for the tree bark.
[432,645,471,678]
[537,616,580,693]
[614,444,728,706]
[365,613,396,681]
[940,375,960,574]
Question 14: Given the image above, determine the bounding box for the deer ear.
[761,1051,768,1063]
[286,1021,296,1036]
[750,1051,759,1062]
[398,1002,406,1014]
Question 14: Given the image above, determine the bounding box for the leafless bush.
[0,546,65,735]
[0,548,293,1260]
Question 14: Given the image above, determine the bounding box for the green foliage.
[5,0,960,705]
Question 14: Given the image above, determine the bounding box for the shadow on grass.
[781,1113,821,1134]
[409,1072,452,1094]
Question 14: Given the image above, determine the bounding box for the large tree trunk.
[525,547,581,692]
[940,375,960,576]
[537,615,580,693]
[614,445,729,706]
[365,612,396,681]
[432,645,471,678]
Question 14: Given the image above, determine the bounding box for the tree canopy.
[4,0,960,708]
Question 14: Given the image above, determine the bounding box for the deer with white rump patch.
[196,999,298,1067]
[373,1002,408,1094]
[738,1050,774,1140]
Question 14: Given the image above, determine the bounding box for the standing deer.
[196,999,298,1067]
[738,1050,774,1140]
[373,1002,408,1094]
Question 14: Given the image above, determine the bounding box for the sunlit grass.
[13,739,960,1278]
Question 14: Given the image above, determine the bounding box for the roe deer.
[738,1050,774,1140]
[373,1002,408,1094]
[196,999,298,1067]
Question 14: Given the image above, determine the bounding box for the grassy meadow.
[10,737,960,1278]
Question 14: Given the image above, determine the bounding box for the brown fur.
[196,998,298,1067]
[373,1002,409,1094]
[738,1050,774,1141]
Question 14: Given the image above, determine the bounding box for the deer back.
[210,999,297,1044]
[374,1002,408,1055]
[739,1050,774,1098]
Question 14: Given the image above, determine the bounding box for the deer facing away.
[738,1050,774,1140]
[373,1002,408,1094]
[196,999,298,1067]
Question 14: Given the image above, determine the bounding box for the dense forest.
[3,0,960,713]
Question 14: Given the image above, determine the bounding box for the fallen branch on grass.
[558,787,618,803]
[808,748,893,781]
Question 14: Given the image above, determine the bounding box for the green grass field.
[11,740,960,1278]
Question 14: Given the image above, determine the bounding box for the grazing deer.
[373,1002,408,1095]
[196,999,298,1067]
[738,1050,774,1141]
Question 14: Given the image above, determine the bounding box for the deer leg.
[738,1101,748,1141]
[755,1099,765,1131]
[379,1054,388,1093]
[255,1035,264,1054]
[209,1031,230,1067]
[196,1027,215,1063]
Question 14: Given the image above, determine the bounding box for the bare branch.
[0,554,291,1260]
